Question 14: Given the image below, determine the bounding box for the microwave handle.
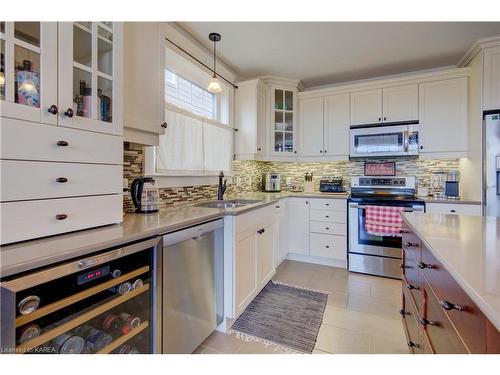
[403,130,409,152]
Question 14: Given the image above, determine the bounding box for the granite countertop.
[402,213,500,330]
[0,192,347,278]
[421,197,481,205]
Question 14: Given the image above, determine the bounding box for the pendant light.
[207,32,222,93]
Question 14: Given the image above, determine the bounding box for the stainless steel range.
[348,176,425,279]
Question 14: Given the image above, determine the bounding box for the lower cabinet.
[273,199,288,268]
[287,198,310,255]
[425,203,481,216]
[234,227,259,316]
[257,221,275,286]
[401,220,500,354]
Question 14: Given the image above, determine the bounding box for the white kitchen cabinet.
[234,227,258,316]
[123,22,165,145]
[425,203,481,216]
[234,79,268,158]
[0,22,58,125]
[58,22,123,136]
[287,198,310,255]
[273,200,289,267]
[419,77,468,156]
[257,221,275,286]
[324,93,350,157]
[382,84,418,122]
[299,97,324,156]
[309,233,347,260]
[350,89,382,125]
[272,86,298,155]
[483,46,500,111]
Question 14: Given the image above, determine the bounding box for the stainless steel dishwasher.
[162,219,224,354]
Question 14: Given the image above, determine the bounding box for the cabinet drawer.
[422,280,468,354]
[425,203,481,216]
[310,209,346,223]
[310,221,347,236]
[309,233,346,260]
[0,160,122,201]
[234,204,274,234]
[0,118,122,164]
[421,245,487,353]
[402,230,421,262]
[0,195,122,245]
[402,254,423,314]
[402,285,424,353]
[309,198,346,211]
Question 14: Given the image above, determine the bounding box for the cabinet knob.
[400,264,409,269]
[161,122,168,128]
[324,149,327,154]
[378,117,382,122]
[325,227,330,230]
[418,317,436,326]
[407,341,420,348]
[450,209,456,213]
[439,300,463,311]
[325,215,329,218]
[325,245,330,248]
[56,177,68,183]
[64,108,74,118]
[47,104,58,115]
[257,147,262,152]
[320,150,323,153]
[405,242,419,248]
[261,228,265,234]
[400,309,410,316]
[406,283,419,290]
[417,261,433,270]
[294,151,297,154]
[55,214,68,220]
[275,205,280,209]
[383,116,387,121]
[420,146,423,150]
[57,140,69,147]
[399,230,409,234]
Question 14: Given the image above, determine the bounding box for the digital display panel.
[77,265,110,285]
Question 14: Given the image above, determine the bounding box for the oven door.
[348,201,424,259]
[350,124,410,158]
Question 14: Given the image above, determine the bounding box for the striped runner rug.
[230,281,327,353]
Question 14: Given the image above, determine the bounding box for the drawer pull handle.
[276,205,280,208]
[407,341,419,348]
[56,177,68,183]
[400,264,409,269]
[325,203,330,206]
[48,104,58,115]
[400,309,410,316]
[419,317,436,326]
[325,245,330,248]
[325,215,329,218]
[405,242,419,248]
[161,122,168,128]
[450,209,456,213]
[55,214,68,220]
[406,283,419,290]
[57,140,69,147]
[325,227,330,230]
[418,261,433,269]
[399,229,409,234]
[64,108,74,118]
[439,300,463,311]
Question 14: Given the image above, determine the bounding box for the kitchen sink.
[195,199,262,209]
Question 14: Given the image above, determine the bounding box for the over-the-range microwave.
[349,123,419,159]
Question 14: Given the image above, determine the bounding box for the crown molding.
[458,34,500,67]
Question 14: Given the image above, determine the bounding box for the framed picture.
[364,162,396,176]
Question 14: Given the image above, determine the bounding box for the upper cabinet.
[483,46,500,111]
[272,86,297,155]
[382,84,418,123]
[350,84,418,126]
[299,96,324,156]
[123,22,165,145]
[0,22,58,125]
[419,77,468,156]
[58,22,123,136]
[0,22,123,136]
[350,89,382,125]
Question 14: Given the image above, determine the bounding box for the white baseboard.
[285,253,347,269]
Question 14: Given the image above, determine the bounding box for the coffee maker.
[444,171,460,199]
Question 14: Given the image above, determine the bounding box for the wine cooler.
[0,237,162,354]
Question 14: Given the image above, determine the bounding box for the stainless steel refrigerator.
[484,112,500,217]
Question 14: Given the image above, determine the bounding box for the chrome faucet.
[217,171,227,200]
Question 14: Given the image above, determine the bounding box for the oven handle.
[403,130,409,152]
[349,203,424,212]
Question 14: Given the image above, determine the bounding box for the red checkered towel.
[365,205,405,236]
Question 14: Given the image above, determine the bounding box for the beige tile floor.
[194,260,408,354]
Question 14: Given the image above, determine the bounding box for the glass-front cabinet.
[58,22,122,135]
[271,86,297,154]
[0,22,58,125]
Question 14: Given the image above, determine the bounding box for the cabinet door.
[425,203,481,216]
[256,87,267,155]
[123,22,164,138]
[483,46,500,111]
[382,84,418,123]
[272,86,296,154]
[350,89,382,125]
[299,97,324,156]
[324,93,350,157]
[0,22,58,125]
[58,22,123,136]
[234,228,258,316]
[288,198,310,255]
[257,221,275,287]
[419,78,468,154]
[279,200,289,263]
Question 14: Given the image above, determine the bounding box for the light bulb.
[19,78,37,94]
[207,76,222,93]
[0,72,5,86]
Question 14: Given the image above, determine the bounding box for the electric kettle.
[131,177,160,213]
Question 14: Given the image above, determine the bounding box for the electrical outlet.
[286,177,292,185]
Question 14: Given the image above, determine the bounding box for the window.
[165,69,215,119]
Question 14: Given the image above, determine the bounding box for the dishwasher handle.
[163,219,223,246]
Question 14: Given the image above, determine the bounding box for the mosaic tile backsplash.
[123,142,459,212]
